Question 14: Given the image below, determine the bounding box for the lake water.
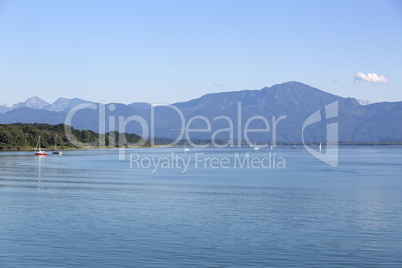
[1,146,402,267]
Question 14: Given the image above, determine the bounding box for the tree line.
[0,123,147,150]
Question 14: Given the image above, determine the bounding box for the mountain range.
[1,82,401,142]
[0,97,91,113]
[0,97,154,113]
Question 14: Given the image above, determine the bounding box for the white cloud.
[354,72,388,83]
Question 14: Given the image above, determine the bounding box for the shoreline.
[0,143,401,152]
[0,144,177,152]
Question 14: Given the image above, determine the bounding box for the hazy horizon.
[0,81,388,107]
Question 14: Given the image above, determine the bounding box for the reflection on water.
[0,147,402,267]
[37,155,43,188]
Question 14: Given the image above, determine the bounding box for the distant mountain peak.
[0,101,9,107]
[0,101,10,113]
[44,97,92,112]
[11,96,49,110]
[273,81,311,88]
[28,96,42,100]
[357,99,372,106]
[26,96,48,104]
[281,81,305,85]
[55,97,69,102]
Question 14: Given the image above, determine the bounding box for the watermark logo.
[63,101,287,159]
[63,100,339,168]
[129,152,286,173]
[302,101,338,167]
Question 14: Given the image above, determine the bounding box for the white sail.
[184,141,190,151]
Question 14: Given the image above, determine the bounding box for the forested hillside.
[0,123,146,150]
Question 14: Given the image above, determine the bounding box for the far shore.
[1,143,402,152]
[0,144,177,152]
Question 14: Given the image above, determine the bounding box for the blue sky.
[0,0,401,105]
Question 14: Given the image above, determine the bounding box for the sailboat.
[184,141,190,151]
[319,142,322,152]
[253,140,260,150]
[52,134,62,155]
[270,141,273,150]
[35,135,47,156]
[292,142,296,150]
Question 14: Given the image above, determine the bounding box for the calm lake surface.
[1,146,402,267]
